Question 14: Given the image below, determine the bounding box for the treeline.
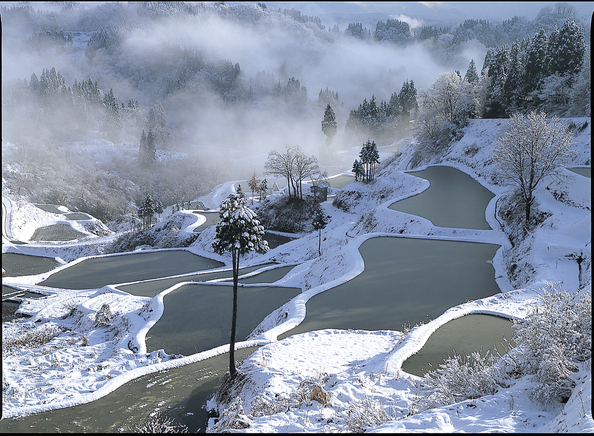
[344,3,589,48]
[344,80,418,142]
[482,20,588,117]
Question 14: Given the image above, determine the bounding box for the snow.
[2,117,591,432]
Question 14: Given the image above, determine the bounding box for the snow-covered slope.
[1,117,591,432]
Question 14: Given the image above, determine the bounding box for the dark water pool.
[389,166,494,230]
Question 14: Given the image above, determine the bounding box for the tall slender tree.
[212,191,269,379]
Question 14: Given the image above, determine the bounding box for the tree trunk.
[229,249,239,379]
[318,229,322,256]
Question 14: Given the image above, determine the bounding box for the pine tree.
[212,191,269,379]
[312,209,328,256]
[524,28,549,95]
[138,194,156,230]
[259,178,268,202]
[464,59,479,83]
[547,20,586,86]
[248,171,259,204]
[321,103,337,145]
[359,140,380,183]
[352,159,365,182]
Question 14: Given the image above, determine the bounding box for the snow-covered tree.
[464,59,480,84]
[138,194,156,230]
[312,208,328,256]
[264,145,318,200]
[415,71,477,153]
[259,178,268,202]
[248,171,259,204]
[212,191,269,379]
[352,159,365,182]
[566,52,591,117]
[493,110,576,224]
[321,103,337,145]
[547,20,586,86]
[359,140,380,183]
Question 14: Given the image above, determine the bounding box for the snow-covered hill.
[1,117,591,432]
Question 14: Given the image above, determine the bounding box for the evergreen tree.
[547,20,586,86]
[352,159,365,182]
[359,140,380,182]
[312,209,329,256]
[464,59,480,83]
[259,178,268,202]
[321,103,337,145]
[212,191,269,379]
[524,28,549,95]
[138,194,156,230]
[398,79,418,122]
[248,171,259,204]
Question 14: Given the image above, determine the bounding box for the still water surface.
[2,253,60,277]
[0,348,258,433]
[401,314,515,377]
[146,283,300,356]
[280,237,500,338]
[389,166,494,230]
[39,250,224,290]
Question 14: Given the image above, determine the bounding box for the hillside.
[2,117,591,432]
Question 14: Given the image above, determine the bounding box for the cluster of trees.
[342,3,588,51]
[6,67,142,141]
[352,140,380,183]
[414,18,587,160]
[483,19,587,116]
[137,194,163,230]
[264,145,319,200]
[345,80,418,141]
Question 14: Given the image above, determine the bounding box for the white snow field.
[1,117,591,432]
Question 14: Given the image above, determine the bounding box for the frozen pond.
[145,283,300,356]
[0,347,258,433]
[401,314,515,377]
[389,166,494,230]
[280,237,500,338]
[39,250,224,290]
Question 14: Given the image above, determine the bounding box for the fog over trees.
[1,2,589,222]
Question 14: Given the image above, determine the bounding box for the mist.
[6,1,572,220]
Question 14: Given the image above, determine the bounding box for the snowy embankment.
[1,118,591,431]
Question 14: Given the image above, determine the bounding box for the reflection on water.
[40,250,224,290]
[280,237,500,338]
[146,283,300,356]
[0,347,258,433]
[401,314,515,377]
[389,166,494,230]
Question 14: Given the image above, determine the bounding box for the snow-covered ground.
[1,118,591,432]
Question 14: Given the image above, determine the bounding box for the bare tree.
[293,147,319,199]
[494,110,575,223]
[264,145,319,200]
[264,146,296,199]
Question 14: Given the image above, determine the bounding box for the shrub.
[346,397,394,432]
[512,284,591,406]
[413,350,506,412]
[3,323,63,354]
